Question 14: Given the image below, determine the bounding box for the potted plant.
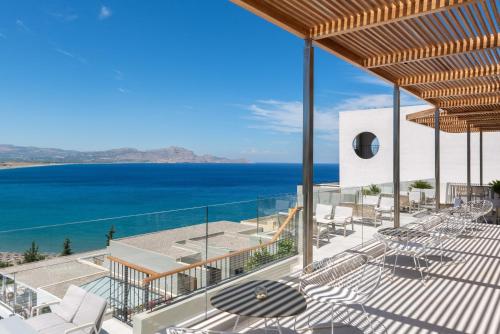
[408,180,433,191]
[489,180,500,208]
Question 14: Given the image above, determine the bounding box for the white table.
[0,316,37,334]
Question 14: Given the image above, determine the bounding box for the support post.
[479,130,483,186]
[434,109,440,210]
[393,84,400,227]
[302,39,314,267]
[467,123,471,202]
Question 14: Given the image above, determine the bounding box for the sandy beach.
[0,162,63,170]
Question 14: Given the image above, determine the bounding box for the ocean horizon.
[0,163,339,253]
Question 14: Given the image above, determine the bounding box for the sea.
[0,163,338,253]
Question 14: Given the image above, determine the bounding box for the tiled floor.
[186,220,500,334]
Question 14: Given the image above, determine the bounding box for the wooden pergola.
[231,0,499,265]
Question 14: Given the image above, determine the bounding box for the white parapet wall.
[339,105,500,201]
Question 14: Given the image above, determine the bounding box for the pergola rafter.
[398,65,500,86]
[420,83,500,99]
[365,33,499,68]
[310,0,476,40]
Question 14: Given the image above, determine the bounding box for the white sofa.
[26,285,107,334]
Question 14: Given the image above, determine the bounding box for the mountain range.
[0,145,247,164]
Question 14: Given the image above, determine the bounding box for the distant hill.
[0,145,248,164]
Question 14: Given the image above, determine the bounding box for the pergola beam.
[311,0,474,40]
[398,65,500,86]
[438,96,500,108]
[421,83,500,99]
[365,33,499,68]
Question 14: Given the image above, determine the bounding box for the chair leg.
[233,315,240,331]
[360,304,374,334]
[413,255,425,283]
[392,253,399,277]
[331,306,335,334]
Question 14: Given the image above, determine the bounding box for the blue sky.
[0,1,421,163]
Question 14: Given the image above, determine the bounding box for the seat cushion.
[72,292,107,331]
[303,284,359,304]
[26,312,67,331]
[52,285,87,322]
[39,322,77,334]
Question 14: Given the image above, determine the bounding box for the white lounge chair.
[332,206,353,236]
[26,285,107,334]
[375,196,394,223]
[313,204,334,247]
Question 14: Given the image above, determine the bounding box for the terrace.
[1,1,499,334]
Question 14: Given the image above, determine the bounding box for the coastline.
[0,162,66,170]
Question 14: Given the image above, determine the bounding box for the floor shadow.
[385,254,430,268]
[310,323,364,334]
[426,254,454,263]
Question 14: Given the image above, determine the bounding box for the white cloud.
[55,48,87,64]
[113,69,123,80]
[247,100,338,140]
[0,33,6,39]
[354,75,391,87]
[99,6,112,20]
[49,11,78,22]
[246,93,425,141]
[16,19,31,32]
[117,88,129,94]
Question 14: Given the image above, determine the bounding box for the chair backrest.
[378,196,393,208]
[409,191,422,203]
[363,195,379,206]
[72,291,107,334]
[300,252,381,303]
[423,189,435,199]
[316,203,333,219]
[166,328,234,334]
[51,285,87,322]
[334,206,353,219]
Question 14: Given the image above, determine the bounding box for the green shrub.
[23,241,46,263]
[489,180,500,196]
[409,180,433,190]
[362,184,381,195]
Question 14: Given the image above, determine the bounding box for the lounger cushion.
[72,292,107,330]
[38,322,77,334]
[52,285,87,322]
[26,312,66,331]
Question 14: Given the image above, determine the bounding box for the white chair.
[375,196,394,223]
[299,253,384,334]
[332,206,354,237]
[27,285,107,334]
[362,195,379,206]
[313,204,334,247]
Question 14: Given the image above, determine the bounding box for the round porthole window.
[352,132,379,159]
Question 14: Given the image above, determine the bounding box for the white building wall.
[339,105,500,192]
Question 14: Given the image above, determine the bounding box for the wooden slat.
[421,83,500,98]
[365,33,499,68]
[438,95,500,108]
[311,0,475,40]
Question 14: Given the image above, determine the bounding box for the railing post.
[13,273,17,316]
[302,38,314,267]
[479,130,483,186]
[435,108,441,210]
[144,274,150,311]
[467,123,471,202]
[123,266,129,323]
[393,84,401,227]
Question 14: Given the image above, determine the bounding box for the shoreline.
[0,162,66,170]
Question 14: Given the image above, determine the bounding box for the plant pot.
[493,193,500,208]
